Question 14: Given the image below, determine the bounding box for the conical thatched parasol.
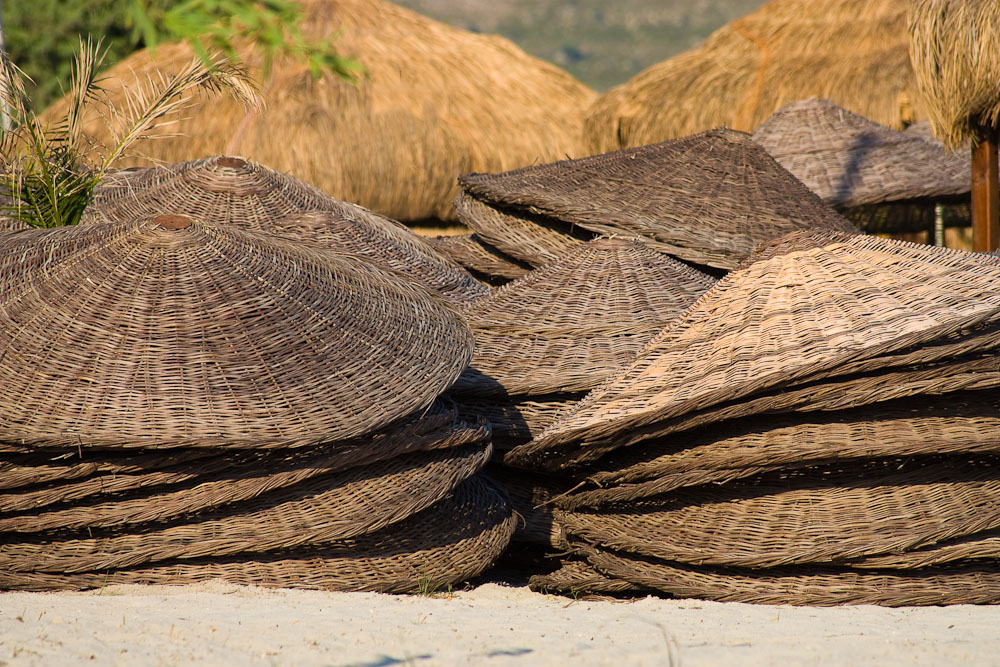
[0,215,473,448]
[582,0,923,155]
[910,0,1000,250]
[751,98,971,234]
[424,233,531,283]
[458,129,859,271]
[85,155,489,303]
[40,0,596,223]
[452,237,717,396]
[510,233,1000,469]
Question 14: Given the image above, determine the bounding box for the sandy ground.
[1,582,998,666]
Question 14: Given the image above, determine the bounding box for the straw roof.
[751,99,970,208]
[86,156,489,303]
[582,0,924,154]
[451,237,717,397]
[0,216,473,448]
[40,0,596,222]
[459,129,858,271]
[909,0,1000,148]
[514,234,1000,467]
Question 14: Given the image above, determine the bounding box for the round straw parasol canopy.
[458,129,858,271]
[85,156,489,303]
[583,0,923,154]
[40,0,596,223]
[0,216,473,448]
[751,99,970,209]
[514,233,1000,467]
[451,237,717,397]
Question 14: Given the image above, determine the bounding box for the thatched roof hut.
[583,0,924,154]
[40,0,596,223]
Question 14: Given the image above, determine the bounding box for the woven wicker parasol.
[579,542,1000,606]
[559,391,1000,508]
[751,98,971,234]
[458,129,858,271]
[556,456,1000,568]
[457,396,580,449]
[451,238,717,397]
[426,233,532,282]
[518,234,1000,466]
[0,216,473,448]
[85,156,487,303]
[0,475,516,592]
[529,559,651,598]
[0,443,492,572]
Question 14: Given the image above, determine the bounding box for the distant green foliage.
[4,0,360,111]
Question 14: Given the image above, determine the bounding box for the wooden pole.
[971,126,1000,252]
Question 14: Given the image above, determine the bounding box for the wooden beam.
[971,127,1000,252]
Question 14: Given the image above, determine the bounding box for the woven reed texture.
[849,529,1000,569]
[520,234,1000,466]
[580,543,1000,606]
[529,559,650,598]
[0,216,29,233]
[0,217,473,448]
[0,416,488,516]
[86,157,488,304]
[0,443,492,572]
[0,475,516,593]
[0,417,489,534]
[510,351,1000,472]
[909,0,1000,149]
[426,233,532,282]
[451,238,717,397]
[0,449,219,491]
[557,457,1000,569]
[583,0,923,154]
[751,99,970,209]
[457,396,581,449]
[454,190,591,268]
[39,0,595,223]
[561,391,1000,508]
[459,129,858,271]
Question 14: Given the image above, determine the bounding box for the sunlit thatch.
[909,0,1000,149]
[583,0,923,154]
[40,0,596,222]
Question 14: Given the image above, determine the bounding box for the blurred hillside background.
[5,0,765,110]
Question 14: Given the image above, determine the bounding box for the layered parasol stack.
[446,237,716,549]
[0,181,512,591]
[455,128,860,273]
[509,231,1000,605]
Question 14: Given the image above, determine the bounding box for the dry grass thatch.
[909,0,1000,148]
[582,0,923,154]
[39,0,596,222]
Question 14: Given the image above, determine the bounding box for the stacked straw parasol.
[456,128,859,272]
[751,98,971,236]
[509,231,1000,605]
[446,237,717,552]
[39,0,596,223]
[583,0,922,154]
[0,205,513,592]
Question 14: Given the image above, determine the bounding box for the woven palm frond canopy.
[583,0,922,154]
[40,0,595,223]
[453,238,717,396]
[459,129,858,271]
[751,99,971,234]
[0,215,473,448]
[85,156,488,303]
[514,232,1000,467]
